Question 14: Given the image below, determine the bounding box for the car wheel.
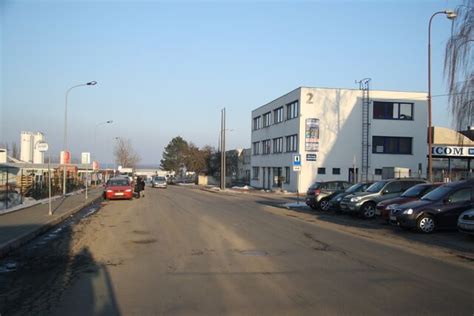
[417,214,436,233]
[361,202,376,219]
[320,199,330,211]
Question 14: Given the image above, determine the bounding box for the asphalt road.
[35,186,474,315]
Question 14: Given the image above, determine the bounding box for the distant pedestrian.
[135,176,144,198]
[139,177,145,197]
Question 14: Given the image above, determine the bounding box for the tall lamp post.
[427,10,456,182]
[94,120,113,184]
[62,81,97,196]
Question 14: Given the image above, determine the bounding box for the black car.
[306,181,351,211]
[392,180,474,233]
[329,182,374,212]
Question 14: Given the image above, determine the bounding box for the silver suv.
[339,178,426,218]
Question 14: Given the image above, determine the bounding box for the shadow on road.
[0,205,121,315]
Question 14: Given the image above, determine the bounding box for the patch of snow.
[283,202,309,208]
[231,185,252,190]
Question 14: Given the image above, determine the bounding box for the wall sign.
[305,118,319,152]
[306,154,317,161]
[432,146,474,157]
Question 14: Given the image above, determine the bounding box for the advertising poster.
[305,118,319,152]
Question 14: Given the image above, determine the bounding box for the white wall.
[33,132,44,164]
[251,87,427,192]
[20,131,33,163]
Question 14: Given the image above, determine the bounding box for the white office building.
[250,86,428,192]
[20,131,45,164]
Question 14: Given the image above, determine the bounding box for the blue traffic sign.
[293,154,301,166]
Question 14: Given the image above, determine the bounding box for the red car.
[103,177,134,200]
[376,183,441,222]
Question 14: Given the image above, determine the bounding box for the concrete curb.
[198,187,299,202]
[0,194,103,259]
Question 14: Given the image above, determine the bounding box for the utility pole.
[220,108,226,190]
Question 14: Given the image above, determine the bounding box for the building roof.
[253,86,427,112]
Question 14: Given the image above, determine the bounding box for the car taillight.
[314,189,321,195]
[125,189,132,192]
[106,190,113,193]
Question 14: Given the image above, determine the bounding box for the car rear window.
[108,179,129,186]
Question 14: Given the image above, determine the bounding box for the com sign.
[432,146,474,157]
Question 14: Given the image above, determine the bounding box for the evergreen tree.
[160,136,189,173]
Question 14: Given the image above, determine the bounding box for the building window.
[253,116,262,130]
[373,101,414,120]
[252,167,259,179]
[285,134,298,152]
[272,167,282,187]
[374,168,382,175]
[318,167,326,174]
[372,136,412,154]
[273,137,283,153]
[286,101,299,120]
[262,139,271,155]
[274,107,284,124]
[252,141,260,155]
[263,112,272,127]
[332,168,340,175]
[285,167,290,183]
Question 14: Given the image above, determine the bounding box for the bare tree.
[444,0,474,129]
[114,138,140,168]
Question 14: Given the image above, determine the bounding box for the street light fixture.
[62,81,98,196]
[93,120,113,184]
[427,10,456,182]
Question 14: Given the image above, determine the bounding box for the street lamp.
[93,120,113,184]
[427,10,456,182]
[62,81,97,196]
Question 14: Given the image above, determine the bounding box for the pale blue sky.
[0,0,462,164]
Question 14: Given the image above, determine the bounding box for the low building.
[431,126,474,181]
[250,87,427,192]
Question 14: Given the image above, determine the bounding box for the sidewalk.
[0,188,103,258]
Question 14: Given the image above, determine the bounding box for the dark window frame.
[332,168,341,175]
[273,107,284,124]
[373,101,414,121]
[317,167,326,175]
[272,137,283,153]
[252,141,260,155]
[263,112,272,128]
[252,167,259,180]
[286,100,299,120]
[253,116,262,130]
[372,136,413,155]
[262,139,272,155]
[285,134,298,152]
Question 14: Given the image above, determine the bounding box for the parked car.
[329,182,374,212]
[458,208,474,235]
[340,178,426,219]
[376,183,441,222]
[152,176,168,188]
[103,177,134,200]
[306,181,351,210]
[392,180,474,233]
